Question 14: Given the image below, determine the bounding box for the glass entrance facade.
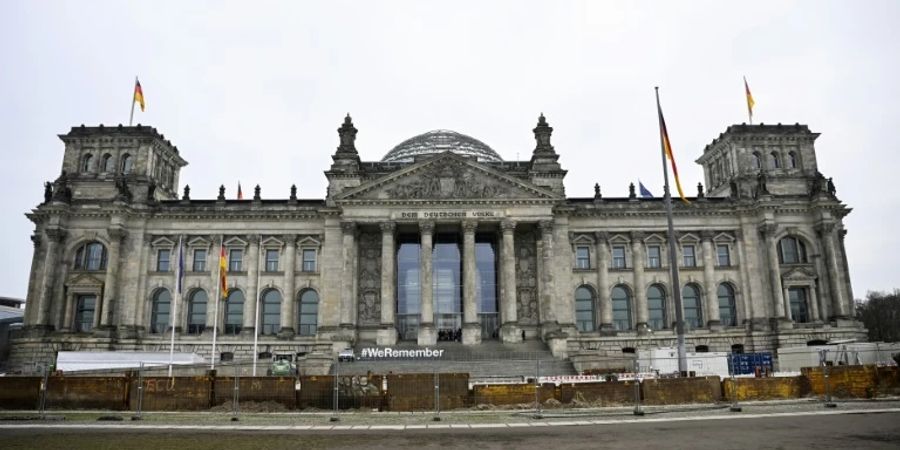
[433,234,462,340]
[475,235,499,339]
[396,236,421,340]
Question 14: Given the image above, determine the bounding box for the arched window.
[150,289,171,334]
[101,154,115,172]
[752,152,762,169]
[187,290,207,334]
[298,289,319,336]
[718,283,737,326]
[682,284,703,329]
[611,285,632,331]
[778,236,807,264]
[73,241,107,271]
[647,284,667,330]
[788,151,798,169]
[771,152,781,169]
[224,290,244,335]
[121,154,133,174]
[260,289,282,335]
[80,153,93,172]
[574,286,596,332]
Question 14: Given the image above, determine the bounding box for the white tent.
[56,351,207,372]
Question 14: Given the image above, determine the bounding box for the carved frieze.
[515,229,539,325]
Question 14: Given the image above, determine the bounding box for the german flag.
[133,78,145,112]
[656,91,689,204]
[219,245,228,299]
[744,76,755,122]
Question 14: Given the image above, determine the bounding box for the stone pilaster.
[35,228,65,330]
[595,232,614,334]
[339,222,357,334]
[242,234,260,336]
[462,220,481,345]
[97,226,127,334]
[631,231,649,334]
[418,221,436,345]
[24,234,42,326]
[760,224,790,328]
[377,222,397,345]
[818,222,847,319]
[279,234,296,337]
[538,220,559,335]
[499,220,521,343]
[701,231,720,330]
[206,236,222,332]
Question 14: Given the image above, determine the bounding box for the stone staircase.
[331,340,577,381]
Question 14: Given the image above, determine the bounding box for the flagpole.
[252,242,261,376]
[210,235,223,370]
[168,235,183,377]
[655,87,688,375]
[128,76,137,126]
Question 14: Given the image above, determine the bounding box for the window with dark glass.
[682,245,696,267]
[229,248,243,271]
[298,290,318,336]
[647,285,667,330]
[647,245,662,268]
[771,152,781,169]
[265,249,279,272]
[74,295,96,332]
[260,289,281,335]
[150,289,171,334]
[475,236,498,338]
[682,284,703,329]
[396,236,421,340]
[102,154,114,172]
[789,287,809,323]
[611,245,626,269]
[788,151,798,169]
[575,286,596,332]
[612,285,632,331]
[157,249,171,272]
[187,290,207,334]
[121,154,133,174]
[752,152,761,169]
[81,153,93,172]
[74,242,107,271]
[779,237,807,264]
[192,249,207,272]
[718,283,737,326]
[433,234,461,335]
[575,246,591,269]
[225,290,244,335]
[301,249,317,272]
[716,244,731,266]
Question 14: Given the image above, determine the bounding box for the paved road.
[1,410,898,449]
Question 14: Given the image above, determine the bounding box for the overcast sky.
[1,0,898,301]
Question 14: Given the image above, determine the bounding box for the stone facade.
[9,117,865,374]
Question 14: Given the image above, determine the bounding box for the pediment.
[151,236,175,248]
[224,236,248,248]
[782,266,817,280]
[66,273,104,288]
[571,233,595,245]
[337,152,559,202]
[713,232,736,243]
[609,234,631,244]
[644,233,666,244]
[187,236,211,248]
[297,236,321,247]
[260,236,284,248]
[678,233,700,243]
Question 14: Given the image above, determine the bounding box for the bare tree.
[855,290,900,342]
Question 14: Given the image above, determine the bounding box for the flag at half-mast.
[744,76,755,123]
[219,245,228,299]
[133,78,145,112]
[656,93,689,204]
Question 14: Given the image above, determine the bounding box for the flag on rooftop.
[744,76,755,123]
[639,181,654,198]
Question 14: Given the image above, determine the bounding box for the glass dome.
[381,130,502,163]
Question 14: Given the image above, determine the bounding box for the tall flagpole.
[210,235,223,370]
[655,87,688,375]
[129,76,137,126]
[252,242,262,376]
[168,235,184,377]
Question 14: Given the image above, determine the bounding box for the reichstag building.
[10,114,865,373]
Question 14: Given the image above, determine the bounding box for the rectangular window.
[575,246,591,269]
[611,246,626,269]
[229,249,243,272]
[302,249,317,272]
[157,249,171,272]
[192,249,207,272]
[265,249,279,272]
[716,244,731,266]
[647,245,661,268]
[789,287,809,323]
[682,245,696,267]
[74,295,96,333]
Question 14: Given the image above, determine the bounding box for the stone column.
[24,234,42,326]
[279,235,296,337]
[339,222,357,331]
[808,283,820,322]
[462,220,481,345]
[135,234,152,333]
[418,221,436,345]
[631,231,649,334]
[377,222,397,345]
[499,220,521,343]
[818,223,847,319]
[595,232,614,333]
[782,287,793,321]
[700,231,720,330]
[538,221,558,335]
[242,235,260,336]
[733,230,752,327]
[760,224,788,325]
[98,227,126,332]
[35,228,65,330]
